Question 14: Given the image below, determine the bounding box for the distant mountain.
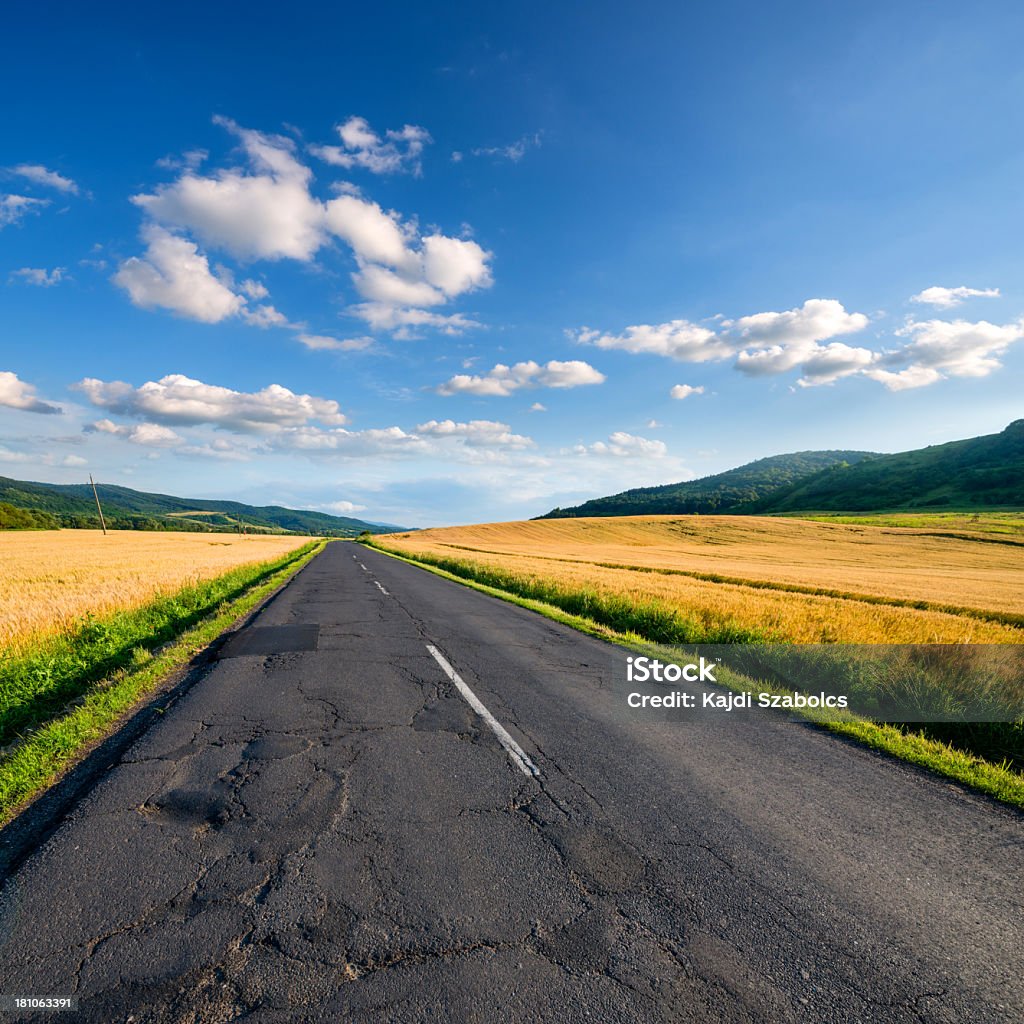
[750,420,1024,513]
[537,450,877,518]
[0,476,405,535]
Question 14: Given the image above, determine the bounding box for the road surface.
[0,541,1021,1022]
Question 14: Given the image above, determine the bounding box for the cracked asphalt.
[0,541,1021,1022]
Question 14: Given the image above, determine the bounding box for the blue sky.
[2,1,1022,526]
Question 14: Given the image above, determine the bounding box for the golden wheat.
[0,530,312,650]
[378,516,1024,644]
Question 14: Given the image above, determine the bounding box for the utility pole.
[89,474,108,535]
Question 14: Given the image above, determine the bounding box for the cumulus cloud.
[730,299,868,347]
[125,117,492,335]
[421,234,492,296]
[310,117,431,176]
[795,342,877,387]
[869,317,1024,388]
[320,499,368,514]
[353,264,445,307]
[0,370,62,414]
[414,419,534,448]
[240,303,292,328]
[0,194,49,228]
[910,285,1000,309]
[267,425,426,457]
[726,301,873,386]
[438,360,606,396]
[240,278,269,299]
[11,267,65,286]
[135,118,323,261]
[296,333,374,352]
[573,432,668,458]
[670,384,704,400]
[85,418,182,446]
[575,320,731,362]
[113,225,245,322]
[73,373,347,432]
[11,164,79,194]
[862,366,943,391]
[352,304,482,338]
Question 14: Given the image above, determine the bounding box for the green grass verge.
[0,540,325,823]
[366,540,1024,811]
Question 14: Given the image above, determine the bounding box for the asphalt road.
[0,541,1021,1023]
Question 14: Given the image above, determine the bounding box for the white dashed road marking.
[426,644,541,779]
[374,580,389,595]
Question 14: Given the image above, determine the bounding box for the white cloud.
[876,317,1024,384]
[268,425,426,457]
[530,402,547,412]
[730,298,868,347]
[135,118,323,261]
[732,300,872,383]
[240,303,291,328]
[125,118,492,336]
[324,194,417,269]
[61,454,87,467]
[421,234,492,296]
[353,264,445,307]
[352,304,482,338]
[240,278,269,299]
[74,373,347,432]
[11,267,65,287]
[310,117,431,176]
[11,165,78,194]
[438,359,606,396]
[10,164,79,194]
[863,366,944,391]
[113,225,244,323]
[0,194,49,228]
[576,320,733,362]
[0,370,62,414]
[320,499,368,514]
[296,333,374,352]
[670,384,704,400]
[85,418,182,447]
[471,133,542,163]
[795,342,877,387]
[574,432,668,458]
[415,419,534,448]
[910,285,1000,309]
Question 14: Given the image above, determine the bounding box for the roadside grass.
[0,540,325,823]
[366,541,1024,811]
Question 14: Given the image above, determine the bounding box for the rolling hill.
[750,420,1024,513]
[539,421,1024,519]
[0,476,404,535]
[537,450,877,518]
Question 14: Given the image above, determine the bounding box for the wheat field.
[377,516,1024,644]
[0,530,313,650]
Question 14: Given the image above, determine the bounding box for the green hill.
[537,450,877,518]
[750,420,1024,513]
[0,476,404,536]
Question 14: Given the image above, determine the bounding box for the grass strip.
[367,541,1024,811]
[0,540,325,823]
[0,541,322,746]
[429,542,1024,629]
